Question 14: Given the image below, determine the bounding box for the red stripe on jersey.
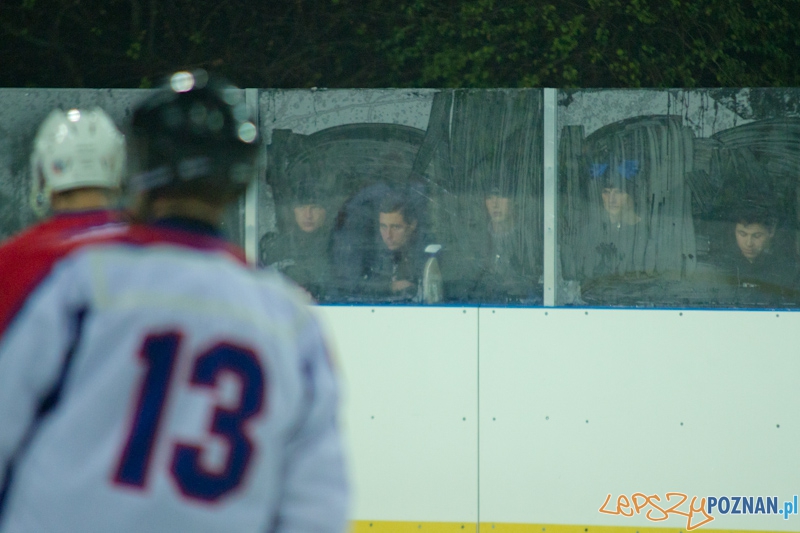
[0,213,247,336]
[0,211,124,336]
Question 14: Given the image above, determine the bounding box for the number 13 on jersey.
[112,332,267,502]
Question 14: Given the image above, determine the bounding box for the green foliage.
[377,0,800,88]
[0,0,798,88]
[126,41,142,61]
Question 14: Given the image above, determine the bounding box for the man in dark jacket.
[261,186,331,300]
[361,192,426,301]
[716,206,798,305]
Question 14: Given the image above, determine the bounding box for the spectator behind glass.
[585,159,647,279]
[601,177,641,228]
[361,191,426,301]
[261,184,332,301]
[715,204,798,301]
[466,182,539,303]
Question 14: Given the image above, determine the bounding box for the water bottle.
[421,244,443,304]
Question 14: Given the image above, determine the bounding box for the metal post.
[542,88,559,307]
[244,88,259,265]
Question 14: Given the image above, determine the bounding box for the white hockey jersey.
[0,221,348,533]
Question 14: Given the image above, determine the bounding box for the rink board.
[316,306,480,523]
[314,306,800,533]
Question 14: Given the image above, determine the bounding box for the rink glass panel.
[257,89,545,306]
[557,88,800,308]
[3,87,800,309]
[0,89,144,241]
[0,87,246,247]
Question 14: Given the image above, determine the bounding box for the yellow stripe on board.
[478,524,788,533]
[351,521,789,533]
[352,522,477,533]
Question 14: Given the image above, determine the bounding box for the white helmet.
[30,107,126,214]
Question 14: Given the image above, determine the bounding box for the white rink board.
[314,306,479,523]
[479,307,800,531]
[312,305,800,531]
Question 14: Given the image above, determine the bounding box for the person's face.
[601,187,632,218]
[379,211,416,251]
[485,195,511,225]
[735,222,774,262]
[293,204,326,233]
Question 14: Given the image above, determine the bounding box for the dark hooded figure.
[465,181,539,303]
[261,183,332,301]
[583,159,649,279]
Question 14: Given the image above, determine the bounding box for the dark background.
[2,0,799,89]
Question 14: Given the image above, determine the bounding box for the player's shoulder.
[123,223,248,263]
[224,261,324,349]
[250,266,317,311]
[1,211,124,257]
[0,211,128,335]
[85,222,310,309]
[0,216,71,258]
[53,221,247,269]
[0,211,128,282]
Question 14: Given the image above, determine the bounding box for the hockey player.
[0,71,349,533]
[0,107,126,333]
